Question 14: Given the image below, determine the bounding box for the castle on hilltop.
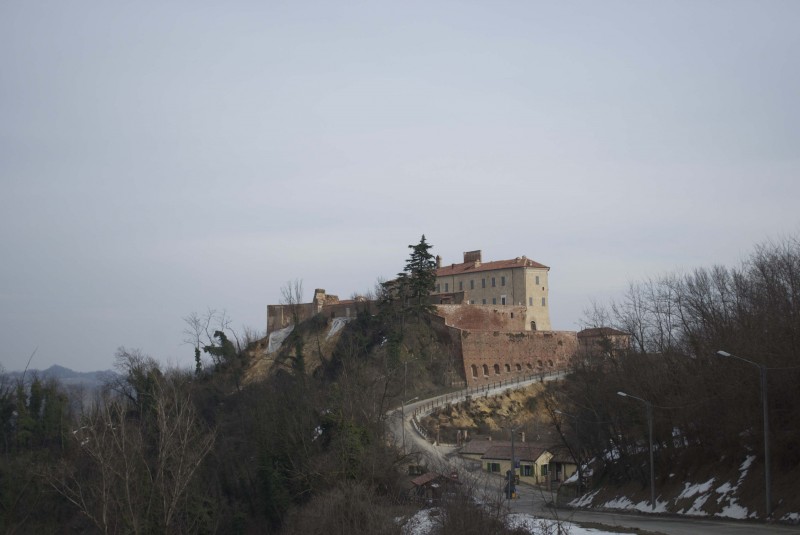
[266,249,628,386]
[432,250,551,331]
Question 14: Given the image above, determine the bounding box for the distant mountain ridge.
[3,365,116,389]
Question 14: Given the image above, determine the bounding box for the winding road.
[388,376,800,535]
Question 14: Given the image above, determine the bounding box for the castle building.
[432,250,551,331]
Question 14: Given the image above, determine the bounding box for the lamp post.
[717,350,771,518]
[504,425,520,500]
[618,391,655,511]
[554,410,583,496]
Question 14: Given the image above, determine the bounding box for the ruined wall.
[319,300,377,321]
[267,303,318,334]
[429,313,466,385]
[434,304,526,332]
[461,330,578,386]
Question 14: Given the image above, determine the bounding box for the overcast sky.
[2,1,798,372]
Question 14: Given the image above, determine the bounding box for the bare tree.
[48,358,215,534]
[280,278,305,325]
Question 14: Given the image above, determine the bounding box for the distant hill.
[3,365,116,390]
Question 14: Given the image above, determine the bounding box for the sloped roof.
[436,257,549,277]
[482,444,547,462]
[460,438,497,455]
[578,327,629,337]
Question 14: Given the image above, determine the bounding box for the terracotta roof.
[578,327,629,337]
[436,257,549,277]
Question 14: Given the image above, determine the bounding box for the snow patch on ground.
[782,512,800,524]
[677,478,715,499]
[719,503,749,519]
[326,316,352,339]
[570,489,600,508]
[402,510,633,535]
[598,496,668,514]
[267,325,294,353]
[507,513,623,534]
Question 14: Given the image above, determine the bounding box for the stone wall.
[460,330,578,386]
[434,304,526,332]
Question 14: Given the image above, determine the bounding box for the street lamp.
[554,410,583,496]
[717,350,772,518]
[617,391,655,511]
[504,424,521,500]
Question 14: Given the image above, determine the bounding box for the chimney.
[463,250,482,266]
[436,255,442,269]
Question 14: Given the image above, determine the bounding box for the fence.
[411,369,564,420]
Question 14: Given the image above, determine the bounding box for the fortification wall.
[461,330,578,386]
[434,304,526,332]
[429,313,467,385]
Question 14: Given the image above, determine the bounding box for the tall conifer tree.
[404,235,437,316]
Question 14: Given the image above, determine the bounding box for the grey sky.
[2,1,798,372]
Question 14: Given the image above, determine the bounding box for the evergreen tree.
[404,235,437,316]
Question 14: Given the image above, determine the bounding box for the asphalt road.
[389,377,800,535]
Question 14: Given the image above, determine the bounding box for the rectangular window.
[522,465,533,477]
[435,284,440,293]
[482,299,486,305]
[491,277,496,287]
[487,462,501,473]
[459,281,463,291]
[535,275,540,285]
[501,276,506,286]
[481,278,486,288]
[470,280,475,290]
[541,465,548,476]
[542,297,546,306]
[501,295,506,305]
[529,297,533,306]
[445,283,448,292]
[492,298,496,305]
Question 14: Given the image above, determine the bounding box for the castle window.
[535,275,540,285]
[492,298,496,305]
[537,359,543,367]
[548,359,554,367]
[510,312,514,318]
[493,364,500,375]
[470,280,475,290]
[471,365,478,378]
[526,363,533,370]
[482,299,486,305]
[501,276,506,286]
[491,277,496,287]
[482,364,489,376]
[482,278,486,288]
[542,297,546,306]
[501,295,507,305]
[516,363,522,371]
[529,297,533,306]
[504,363,511,372]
